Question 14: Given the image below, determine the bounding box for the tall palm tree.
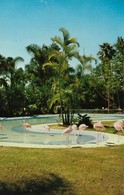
[44,28,95,125]
[97,43,116,112]
[43,28,80,124]
[0,56,24,90]
[5,57,24,89]
[1,56,24,116]
[113,37,124,109]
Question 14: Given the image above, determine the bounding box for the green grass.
[0,146,124,195]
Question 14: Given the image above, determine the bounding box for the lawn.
[0,145,124,195]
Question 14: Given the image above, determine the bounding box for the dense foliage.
[76,113,93,128]
[0,28,124,123]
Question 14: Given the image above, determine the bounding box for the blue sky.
[0,0,124,67]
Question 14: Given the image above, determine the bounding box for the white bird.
[44,125,50,132]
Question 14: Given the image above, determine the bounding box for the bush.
[77,113,93,128]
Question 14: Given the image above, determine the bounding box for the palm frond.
[67,38,80,47]
[48,50,62,60]
[51,36,64,49]
[59,27,70,42]
[43,62,58,69]
[13,57,24,64]
[47,93,60,109]
[26,44,41,56]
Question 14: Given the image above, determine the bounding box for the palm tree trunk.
[107,91,110,113]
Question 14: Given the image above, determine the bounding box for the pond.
[0,114,123,147]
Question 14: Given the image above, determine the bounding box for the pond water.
[88,113,124,121]
[0,114,123,147]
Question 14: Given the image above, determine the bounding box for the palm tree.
[5,57,24,89]
[97,43,116,112]
[42,28,80,124]
[0,54,7,88]
[1,56,24,116]
[0,54,6,73]
[44,28,95,125]
[113,37,124,109]
[26,44,58,114]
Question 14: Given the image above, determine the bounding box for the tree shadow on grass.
[0,173,75,195]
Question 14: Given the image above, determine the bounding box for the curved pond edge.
[0,114,124,148]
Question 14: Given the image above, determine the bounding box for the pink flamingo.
[22,120,31,129]
[74,124,88,143]
[71,124,78,143]
[62,126,72,135]
[93,122,105,131]
[44,125,50,132]
[71,124,78,131]
[62,126,72,145]
[93,122,105,144]
[71,124,78,135]
[78,124,88,136]
[113,120,124,142]
[79,124,88,131]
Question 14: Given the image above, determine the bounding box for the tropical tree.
[0,54,6,73]
[0,54,7,92]
[113,37,124,109]
[75,67,98,109]
[91,38,124,111]
[0,56,25,116]
[92,43,116,112]
[25,44,59,114]
[43,28,95,125]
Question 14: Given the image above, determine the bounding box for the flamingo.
[71,124,78,144]
[78,124,88,135]
[79,124,88,131]
[62,126,72,135]
[22,120,31,129]
[93,122,105,131]
[113,120,124,142]
[75,124,88,144]
[44,125,50,132]
[71,124,78,135]
[78,124,88,136]
[71,124,78,131]
[62,126,72,145]
[93,122,105,144]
